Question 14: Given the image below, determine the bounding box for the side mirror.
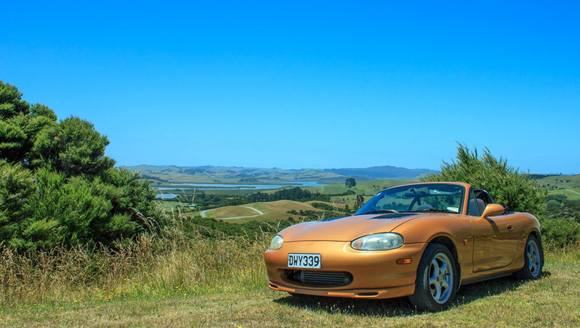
[481,204,505,218]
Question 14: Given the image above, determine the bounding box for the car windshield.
[355,184,465,215]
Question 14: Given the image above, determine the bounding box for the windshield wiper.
[408,209,456,214]
[361,209,399,215]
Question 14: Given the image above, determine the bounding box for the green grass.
[203,200,342,223]
[549,188,580,201]
[536,174,580,189]
[204,205,260,219]
[539,175,580,201]
[537,174,580,200]
[0,249,578,327]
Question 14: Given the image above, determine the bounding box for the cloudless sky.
[1,1,579,173]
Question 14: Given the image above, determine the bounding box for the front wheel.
[409,243,458,312]
[515,234,544,280]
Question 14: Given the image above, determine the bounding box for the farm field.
[549,188,580,201]
[1,249,578,327]
[201,200,344,222]
[191,179,413,218]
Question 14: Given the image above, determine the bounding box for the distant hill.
[124,164,437,184]
[324,165,436,179]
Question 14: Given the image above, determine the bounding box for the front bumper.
[263,241,426,299]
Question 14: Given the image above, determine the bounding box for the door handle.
[507,224,513,231]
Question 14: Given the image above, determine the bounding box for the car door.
[467,191,518,272]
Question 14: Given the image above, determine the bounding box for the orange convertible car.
[263,182,544,311]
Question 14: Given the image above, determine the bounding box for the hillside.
[201,200,343,222]
[125,164,437,184]
[535,174,580,190]
[535,174,580,200]
[324,165,436,179]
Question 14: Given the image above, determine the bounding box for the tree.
[0,81,159,250]
[0,161,34,248]
[0,82,29,118]
[31,117,114,175]
[345,177,357,189]
[0,82,57,165]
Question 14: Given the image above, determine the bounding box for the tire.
[515,234,544,280]
[409,243,458,312]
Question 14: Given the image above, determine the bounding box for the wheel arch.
[425,234,462,284]
[527,216,543,248]
[528,228,544,258]
[529,229,541,242]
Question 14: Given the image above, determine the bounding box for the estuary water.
[155,181,323,199]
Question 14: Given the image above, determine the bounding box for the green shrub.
[425,145,579,247]
[424,144,547,215]
[31,117,114,175]
[0,162,35,248]
[546,195,580,223]
[0,81,158,250]
[540,218,580,248]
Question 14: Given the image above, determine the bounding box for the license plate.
[288,253,321,269]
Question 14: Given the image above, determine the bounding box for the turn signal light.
[396,258,413,265]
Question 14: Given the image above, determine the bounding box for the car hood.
[280,213,420,242]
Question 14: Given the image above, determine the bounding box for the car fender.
[393,217,470,282]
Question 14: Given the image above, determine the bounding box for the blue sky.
[1,1,579,173]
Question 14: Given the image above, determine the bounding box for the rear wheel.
[515,234,544,280]
[409,243,458,312]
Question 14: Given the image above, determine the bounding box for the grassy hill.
[126,165,343,184]
[202,200,343,223]
[550,189,580,201]
[535,174,580,200]
[535,174,580,189]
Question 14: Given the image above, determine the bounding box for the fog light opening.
[357,292,379,297]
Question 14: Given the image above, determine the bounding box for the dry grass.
[0,249,578,327]
[0,219,578,327]
[0,231,270,306]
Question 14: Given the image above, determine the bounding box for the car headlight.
[351,233,404,251]
[269,235,284,250]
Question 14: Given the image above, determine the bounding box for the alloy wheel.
[427,253,454,304]
[527,239,541,278]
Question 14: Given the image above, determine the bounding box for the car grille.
[285,270,353,287]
